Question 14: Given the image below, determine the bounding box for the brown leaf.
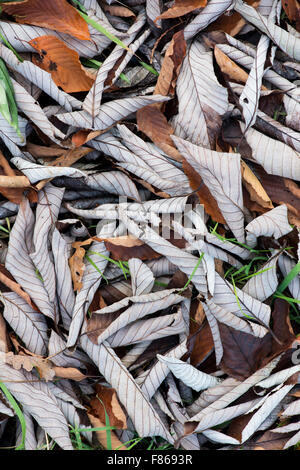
[88,413,127,450]
[3,351,55,381]
[137,31,186,162]
[90,384,127,430]
[182,158,226,223]
[155,30,187,98]
[137,106,183,162]
[72,130,102,148]
[86,311,122,344]
[219,323,272,380]
[241,160,274,210]
[52,366,86,381]
[189,321,214,367]
[208,0,259,36]
[252,165,300,222]
[30,36,94,93]
[0,264,35,309]
[69,238,94,292]
[0,313,9,353]
[281,0,300,31]
[3,0,90,40]
[0,151,36,203]
[155,0,207,21]
[246,429,295,450]
[102,4,136,18]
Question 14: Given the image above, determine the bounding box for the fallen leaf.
[2,0,90,40]
[90,384,127,430]
[87,413,127,450]
[30,36,94,93]
[156,0,207,21]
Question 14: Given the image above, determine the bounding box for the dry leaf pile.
[0,0,299,451]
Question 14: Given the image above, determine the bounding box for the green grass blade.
[277,260,300,294]
[0,382,26,450]
[80,57,131,84]
[0,30,23,62]
[85,255,108,283]
[179,252,204,293]
[78,11,158,77]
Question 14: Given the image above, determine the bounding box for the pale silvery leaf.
[245,205,292,245]
[83,25,150,119]
[172,135,245,243]
[2,292,48,356]
[83,171,140,201]
[0,364,73,449]
[242,251,281,301]
[29,184,64,323]
[193,398,261,433]
[94,289,184,345]
[241,385,294,443]
[56,397,91,444]
[156,355,220,392]
[239,34,269,130]
[51,229,75,330]
[205,232,251,260]
[0,21,100,58]
[89,130,188,197]
[234,0,300,61]
[121,341,152,369]
[146,0,162,27]
[205,298,268,338]
[110,29,151,87]
[137,340,188,400]
[202,302,223,365]
[242,124,300,177]
[184,0,233,40]
[172,41,229,148]
[66,196,187,224]
[146,257,177,277]
[57,95,169,131]
[0,44,75,112]
[108,309,186,347]
[187,239,243,269]
[0,113,27,146]
[5,199,55,321]
[11,78,64,142]
[188,378,240,417]
[217,43,300,101]
[116,125,190,190]
[282,398,300,417]
[123,220,208,295]
[11,157,86,184]
[67,240,110,348]
[80,335,174,442]
[256,109,300,154]
[212,272,271,326]
[257,364,300,389]
[202,429,240,445]
[128,258,154,296]
[190,355,282,421]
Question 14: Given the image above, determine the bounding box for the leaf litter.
[0,0,299,451]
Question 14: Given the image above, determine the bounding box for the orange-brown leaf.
[137,106,182,162]
[3,0,90,40]
[155,30,187,98]
[156,0,207,21]
[30,36,94,93]
[182,158,226,223]
[209,0,259,36]
[90,384,127,429]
